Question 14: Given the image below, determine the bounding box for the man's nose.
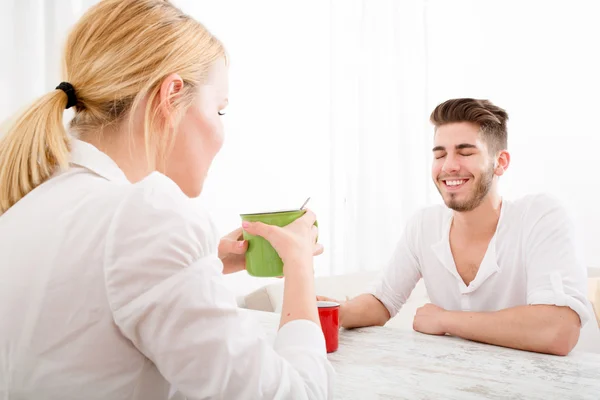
[442,155,460,173]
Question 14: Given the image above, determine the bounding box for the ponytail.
[0,89,71,214]
[0,0,226,215]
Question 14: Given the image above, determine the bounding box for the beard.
[436,163,494,212]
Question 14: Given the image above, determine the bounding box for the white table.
[251,310,600,400]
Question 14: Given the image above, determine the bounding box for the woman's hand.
[218,227,248,274]
[241,209,323,273]
[243,209,323,328]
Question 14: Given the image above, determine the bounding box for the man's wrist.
[440,310,458,334]
[339,301,348,328]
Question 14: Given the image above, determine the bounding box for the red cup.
[317,301,340,353]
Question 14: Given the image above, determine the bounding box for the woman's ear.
[159,73,184,121]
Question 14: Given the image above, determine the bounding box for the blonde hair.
[0,0,225,214]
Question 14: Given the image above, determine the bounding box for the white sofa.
[238,269,600,352]
[240,270,429,330]
[589,268,600,326]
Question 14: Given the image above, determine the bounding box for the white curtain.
[0,0,99,121]
[329,0,600,273]
[182,0,431,277]
[424,0,600,270]
[328,0,430,275]
[174,0,335,280]
[1,0,599,282]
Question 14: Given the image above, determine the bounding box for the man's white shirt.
[370,194,598,351]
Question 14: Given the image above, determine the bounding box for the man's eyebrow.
[455,143,477,150]
[432,143,478,151]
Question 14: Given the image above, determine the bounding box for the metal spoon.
[300,197,311,210]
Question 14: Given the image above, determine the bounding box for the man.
[323,98,592,356]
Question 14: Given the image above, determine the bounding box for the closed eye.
[218,111,226,116]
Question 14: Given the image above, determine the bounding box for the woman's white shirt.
[0,139,334,400]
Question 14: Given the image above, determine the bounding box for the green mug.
[240,209,317,277]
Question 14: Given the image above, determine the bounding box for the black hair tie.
[56,82,78,110]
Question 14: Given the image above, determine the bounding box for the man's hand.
[418,304,582,356]
[316,294,390,329]
[413,303,448,336]
[316,295,345,303]
[218,227,248,274]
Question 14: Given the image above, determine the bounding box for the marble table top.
[250,310,600,400]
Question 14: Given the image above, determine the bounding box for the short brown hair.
[430,98,509,154]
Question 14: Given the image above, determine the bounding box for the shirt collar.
[431,201,506,292]
[70,139,129,183]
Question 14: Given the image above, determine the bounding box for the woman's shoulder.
[108,172,219,259]
[103,173,224,316]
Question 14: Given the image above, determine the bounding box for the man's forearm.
[440,305,581,356]
[340,294,390,329]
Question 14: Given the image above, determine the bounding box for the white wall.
[174,1,333,286]
[1,1,598,293]
[426,0,600,268]
[185,0,600,275]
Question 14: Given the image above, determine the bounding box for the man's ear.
[494,150,511,176]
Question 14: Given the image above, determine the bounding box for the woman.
[0,0,334,399]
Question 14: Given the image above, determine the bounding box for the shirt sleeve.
[103,174,334,399]
[367,211,423,318]
[523,194,591,327]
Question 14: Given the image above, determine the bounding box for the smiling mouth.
[441,178,469,190]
